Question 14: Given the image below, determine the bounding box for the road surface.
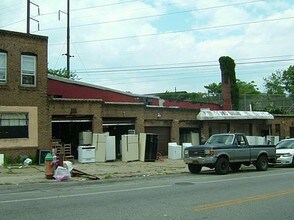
[0,166,293,220]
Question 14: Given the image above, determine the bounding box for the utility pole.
[26,0,40,34]
[59,0,72,78]
[27,0,30,33]
[67,0,70,78]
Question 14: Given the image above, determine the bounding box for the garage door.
[145,127,170,155]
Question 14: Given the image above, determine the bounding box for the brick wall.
[0,30,50,159]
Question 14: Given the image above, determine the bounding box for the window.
[21,55,36,86]
[0,113,28,139]
[0,52,7,83]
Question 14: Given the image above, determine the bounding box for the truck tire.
[188,164,202,174]
[215,157,229,175]
[256,155,268,171]
[230,163,241,171]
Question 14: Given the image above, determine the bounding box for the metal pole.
[67,0,70,78]
[27,0,30,33]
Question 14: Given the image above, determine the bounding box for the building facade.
[1,29,294,161]
[0,30,50,159]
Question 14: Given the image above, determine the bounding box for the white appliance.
[0,154,4,166]
[191,132,200,146]
[266,135,279,145]
[106,136,116,161]
[92,133,107,162]
[182,132,200,146]
[168,143,182,159]
[246,136,266,145]
[122,134,139,162]
[78,146,95,163]
[79,131,92,145]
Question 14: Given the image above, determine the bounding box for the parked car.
[275,138,294,166]
[183,133,276,175]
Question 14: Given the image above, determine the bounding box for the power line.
[1,0,140,29]
[34,0,141,16]
[73,54,294,72]
[75,58,294,74]
[36,0,264,32]
[71,0,140,11]
[49,16,294,46]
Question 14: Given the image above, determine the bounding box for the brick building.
[1,29,294,161]
[0,30,50,159]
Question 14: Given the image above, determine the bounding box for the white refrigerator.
[92,133,107,162]
[106,136,116,161]
[122,134,139,162]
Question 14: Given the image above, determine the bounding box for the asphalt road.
[0,166,294,220]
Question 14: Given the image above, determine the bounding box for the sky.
[0,0,293,95]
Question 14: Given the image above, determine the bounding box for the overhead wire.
[36,0,265,32]
[48,16,294,46]
[73,55,294,72]
[74,58,294,74]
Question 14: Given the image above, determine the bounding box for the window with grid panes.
[0,52,7,83]
[21,55,36,86]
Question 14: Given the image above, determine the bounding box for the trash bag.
[53,166,70,181]
[23,158,32,166]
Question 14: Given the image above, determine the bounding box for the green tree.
[48,68,80,80]
[282,65,294,96]
[205,80,260,95]
[236,79,260,94]
[204,83,222,95]
[263,70,285,94]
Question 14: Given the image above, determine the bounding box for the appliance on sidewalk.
[121,134,139,162]
[106,135,116,161]
[168,142,182,159]
[92,133,116,162]
[139,133,158,162]
[78,145,96,163]
[92,133,107,162]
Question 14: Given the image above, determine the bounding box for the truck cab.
[183,133,276,175]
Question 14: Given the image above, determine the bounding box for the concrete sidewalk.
[0,158,189,185]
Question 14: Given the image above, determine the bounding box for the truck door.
[234,134,251,162]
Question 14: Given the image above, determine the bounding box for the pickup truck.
[183,133,276,175]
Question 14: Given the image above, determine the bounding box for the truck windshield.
[205,134,234,145]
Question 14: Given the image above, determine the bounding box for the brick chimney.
[221,71,232,110]
[219,56,234,110]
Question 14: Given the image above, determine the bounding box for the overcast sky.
[1,0,293,94]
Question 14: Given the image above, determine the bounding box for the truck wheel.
[230,163,241,171]
[188,164,202,174]
[215,157,229,175]
[256,155,268,171]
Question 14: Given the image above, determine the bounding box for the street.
[0,166,294,220]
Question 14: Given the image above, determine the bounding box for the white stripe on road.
[0,184,172,204]
[1,170,293,204]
